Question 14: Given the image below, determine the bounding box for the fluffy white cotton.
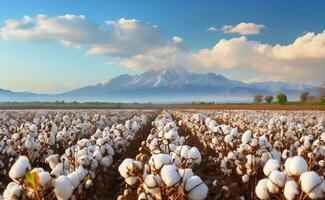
[54,176,73,200]
[255,178,270,200]
[3,182,21,200]
[300,171,325,199]
[38,171,52,187]
[160,164,180,187]
[188,147,202,164]
[284,180,299,200]
[241,130,252,144]
[184,176,208,200]
[263,159,279,176]
[269,170,286,188]
[9,156,31,180]
[285,156,308,176]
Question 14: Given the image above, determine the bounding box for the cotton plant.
[256,156,325,200]
[118,110,208,200]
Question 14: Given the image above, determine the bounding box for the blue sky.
[1,0,325,93]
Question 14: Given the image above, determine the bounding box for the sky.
[0,0,325,93]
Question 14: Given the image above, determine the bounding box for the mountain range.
[0,68,322,103]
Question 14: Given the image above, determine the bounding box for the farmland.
[0,109,324,200]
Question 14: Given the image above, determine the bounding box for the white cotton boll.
[101,155,113,167]
[143,174,162,199]
[188,147,201,164]
[185,176,208,200]
[3,182,21,200]
[178,168,194,183]
[125,176,138,185]
[267,178,280,194]
[93,150,103,161]
[227,151,236,160]
[251,138,258,147]
[286,156,308,177]
[242,174,249,183]
[224,134,233,143]
[76,166,88,181]
[54,176,73,200]
[300,171,324,199]
[269,170,286,188]
[263,159,279,176]
[242,130,252,144]
[67,171,80,189]
[77,155,91,167]
[9,156,31,180]
[38,172,52,187]
[255,178,270,200]
[161,165,180,187]
[138,192,154,200]
[180,145,191,159]
[150,154,171,170]
[284,180,299,200]
[51,163,63,177]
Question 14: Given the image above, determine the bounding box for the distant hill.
[0,68,322,103]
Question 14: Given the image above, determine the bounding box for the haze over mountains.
[0,68,321,103]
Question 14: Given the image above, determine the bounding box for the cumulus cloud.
[222,22,264,35]
[206,26,218,32]
[1,15,165,57]
[1,15,325,84]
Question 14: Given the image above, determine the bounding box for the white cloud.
[222,22,264,35]
[1,15,165,57]
[1,15,325,84]
[206,26,218,32]
[172,36,183,43]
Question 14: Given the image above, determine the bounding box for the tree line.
[253,92,325,104]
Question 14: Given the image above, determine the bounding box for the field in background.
[0,102,324,110]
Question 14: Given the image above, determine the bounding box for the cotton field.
[0,109,324,200]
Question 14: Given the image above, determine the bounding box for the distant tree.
[277,93,287,104]
[300,92,309,102]
[265,96,274,104]
[254,94,263,103]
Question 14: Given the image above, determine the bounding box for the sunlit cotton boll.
[284,180,299,200]
[255,178,270,200]
[263,159,279,176]
[267,170,286,193]
[54,176,73,200]
[9,156,31,180]
[299,171,325,199]
[160,164,180,187]
[285,156,308,177]
[3,182,21,200]
[184,176,208,200]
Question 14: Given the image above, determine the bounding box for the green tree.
[277,93,287,104]
[265,96,274,104]
[254,94,263,103]
[300,92,309,102]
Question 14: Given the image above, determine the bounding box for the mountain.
[0,68,322,103]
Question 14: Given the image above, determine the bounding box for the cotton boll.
[38,171,52,187]
[161,165,180,187]
[178,168,194,184]
[286,156,308,177]
[3,182,21,200]
[150,154,171,170]
[188,147,201,164]
[101,155,113,167]
[51,163,63,177]
[284,180,299,200]
[224,134,233,143]
[184,176,208,200]
[269,170,286,188]
[54,176,73,200]
[9,156,31,180]
[255,178,270,200]
[242,174,249,183]
[300,171,324,199]
[263,159,279,176]
[67,171,80,189]
[242,130,252,144]
[143,174,162,199]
